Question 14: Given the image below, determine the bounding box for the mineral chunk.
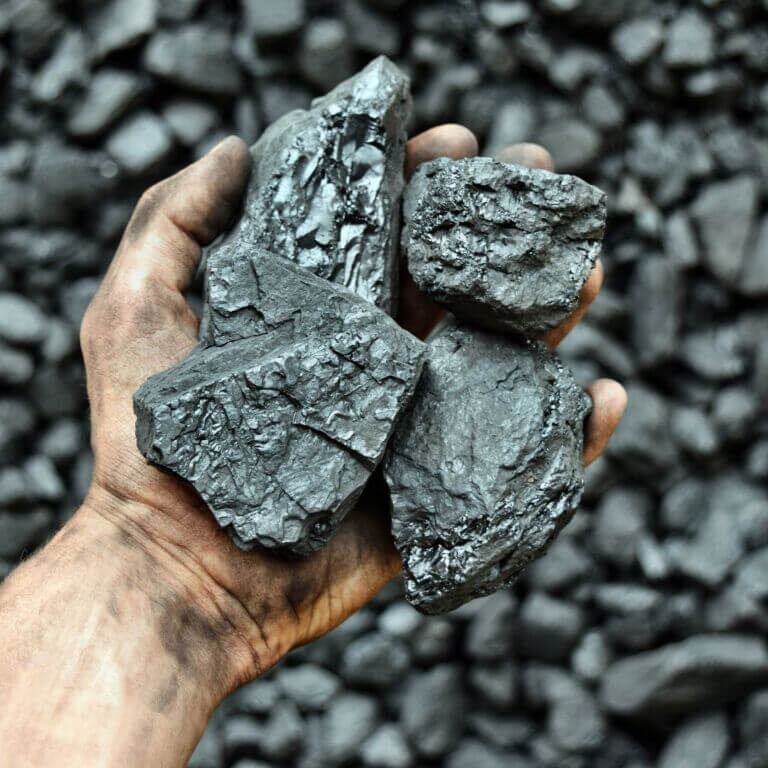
[206,56,411,315]
[383,320,591,614]
[402,157,606,336]
[601,634,768,721]
[134,250,425,555]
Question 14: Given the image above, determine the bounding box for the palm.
[81,129,626,665]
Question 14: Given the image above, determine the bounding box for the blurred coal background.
[2,0,768,765]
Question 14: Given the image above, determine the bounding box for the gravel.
[3,0,768,764]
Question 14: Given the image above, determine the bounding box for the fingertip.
[583,379,628,466]
[496,142,555,172]
[405,124,478,178]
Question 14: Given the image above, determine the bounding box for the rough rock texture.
[403,157,606,336]
[384,320,591,614]
[206,56,410,316]
[134,250,424,555]
[601,635,768,721]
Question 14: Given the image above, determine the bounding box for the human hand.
[77,127,626,700]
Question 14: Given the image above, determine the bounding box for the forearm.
[0,500,239,768]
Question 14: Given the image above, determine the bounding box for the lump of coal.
[134,249,425,555]
[402,157,606,336]
[383,320,591,614]
[601,634,768,721]
[206,56,411,316]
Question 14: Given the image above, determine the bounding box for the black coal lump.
[402,157,606,336]
[134,249,425,556]
[206,56,411,316]
[383,319,591,614]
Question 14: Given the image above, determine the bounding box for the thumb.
[116,136,251,294]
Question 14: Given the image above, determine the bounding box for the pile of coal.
[3,1,768,765]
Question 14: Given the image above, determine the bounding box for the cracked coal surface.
[385,320,591,614]
[4,0,768,765]
[135,249,425,555]
[403,157,607,336]
[206,56,410,317]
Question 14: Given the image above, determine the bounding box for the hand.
[77,128,626,697]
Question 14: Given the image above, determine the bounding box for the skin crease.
[0,127,626,768]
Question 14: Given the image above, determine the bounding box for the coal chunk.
[206,56,411,315]
[135,250,425,555]
[143,25,243,95]
[384,320,590,614]
[403,157,606,336]
[601,634,768,721]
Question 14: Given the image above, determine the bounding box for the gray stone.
[612,17,664,66]
[31,29,89,103]
[601,635,768,720]
[742,215,768,296]
[658,712,730,768]
[106,112,173,175]
[299,19,355,92]
[276,664,341,710]
[229,680,280,715]
[571,630,611,683]
[0,342,34,385]
[664,211,699,268]
[606,384,679,478]
[259,700,304,760]
[670,406,718,456]
[135,250,425,555]
[548,686,606,753]
[188,722,222,768]
[0,398,36,452]
[360,724,413,768]
[401,665,464,758]
[344,0,401,57]
[143,25,243,95]
[663,10,716,69]
[464,591,517,661]
[691,175,759,287]
[469,660,517,709]
[518,592,585,662]
[537,118,602,173]
[321,692,379,763]
[384,321,589,614]
[0,292,48,346]
[592,487,650,567]
[241,0,305,39]
[68,70,146,139]
[377,601,423,638]
[445,739,511,768]
[630,258,680,368]
[89,0,157,59]
[208,56,410,315]
[162,101,219,148]
[680,326,747,381]
[0,508,54,559]
[341,632,411,687]
[526,536,595,593]
[402,157,606,336]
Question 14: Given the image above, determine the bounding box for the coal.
[143,25,243,95]
[384,320,590,614]
[401,665,464,758]
[135,250,424,554]
[89,0,157,59]
[0,292,48,346]
[5,1,768,764]
[601,635,768,721]
[106,112,174,175]
[402,157,606,336]
[67,70,146,139]
[207,56,410,315]
[360,723,413,768]
[320,692,379,763]
[276,664,341,711]
[658,712,730,768]
[690,175,759,288]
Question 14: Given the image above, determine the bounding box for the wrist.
[76,485,282,695]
